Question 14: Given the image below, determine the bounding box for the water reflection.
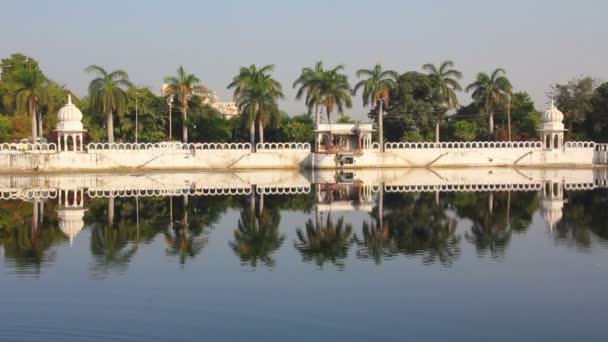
[1,168,607,274]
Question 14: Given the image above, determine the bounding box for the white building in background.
[161,84,239,120]
[203,92,239,119]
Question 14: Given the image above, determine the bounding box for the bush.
[452,120,477,141]
[0,115,13,142]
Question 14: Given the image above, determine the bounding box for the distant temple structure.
[540,100,566,149]
[55,95,85,152]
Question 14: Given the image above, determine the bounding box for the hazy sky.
[1,0,607,119]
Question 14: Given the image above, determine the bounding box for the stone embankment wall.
[314,141,603,169]
[0,141,606,171]
[0,142,311,171]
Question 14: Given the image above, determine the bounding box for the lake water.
[0,169,607,341]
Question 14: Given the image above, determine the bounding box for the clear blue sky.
[1,0,607,119]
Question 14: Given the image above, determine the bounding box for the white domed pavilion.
[539,100,566,149]
[55,95,86,151]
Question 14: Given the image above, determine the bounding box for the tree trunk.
[327,107,333,151]
[314,104,319,125]
[379,101,384,151]
[507,100,512,141]
[488,109,494,136]
[30,98,37,143]
[249,120,255,152]
[258,120,264,144]
[435,121,440,143]
[168,102,173,140]
[37,110,43,138]
[107,110,114,143]
[182,107,188,143]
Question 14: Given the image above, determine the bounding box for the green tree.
[0,115,12,142]
[187,105,232,142]
[466,68,512,136]
[383,72,443,142]
[85,65,132,143]
[163,66,208,143]
[318,64,352,124]
[549,76,597,138]
[422,60,463,142]
[228,64,283,147]
[293,61,325,123]
[353,64,398,149]
[588,82,608,142]
[13,66,46,142]
[451,120,477,141]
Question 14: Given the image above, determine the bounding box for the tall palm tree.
[163,66,208,143]
[293,61,325,124]
[318,64,352,124]
[353,64,398,150]
[14,66,46,142]
[422,60,463,142]
[228,64,283,147]
[85,65,132,143]
[465,68,512,136]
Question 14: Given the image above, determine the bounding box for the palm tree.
[85,65,132,143]
[353,64,398,150]
[163,66,208,143]
[318,64,352,124]
[465,68,512,136]
[228,64,283,148]
[422,61,463,142]
[14,66,46,142]
[293,61,325,124]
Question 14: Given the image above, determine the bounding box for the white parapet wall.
[314,141,600,169]
[0,140,606,171]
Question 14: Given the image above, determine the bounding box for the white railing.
[86,142,252,152]
[384,182,542,193]
[565,141,596,149]
[255,142,311,151]
[256,185,311,195]
[87,185,252,198]
[371,142,380,151]
[384,141,543,150]
[0,143,58,153]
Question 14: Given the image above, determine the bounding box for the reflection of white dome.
[58,208,86,245]
[57,95,84,131]
[541,100,565,131]
[541,197,564,230]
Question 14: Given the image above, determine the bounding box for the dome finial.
[67,94,72,105]
[550,98,555,108]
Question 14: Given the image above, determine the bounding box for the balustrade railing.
[86,142,252,152]
[255,142,311,151]
[565,141,596,149]
[384,141,543,150]
[0,143,58,153]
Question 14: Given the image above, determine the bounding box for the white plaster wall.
[315,147,597,169]
[0,145,603,171]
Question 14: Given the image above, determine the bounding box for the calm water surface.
[0,169,607,341]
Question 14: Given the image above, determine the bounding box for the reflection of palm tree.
[450,191,537,259]
[294,214,353,269]
[353,220,393,264]
[229,201,284,268]
[381,192,461,266]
